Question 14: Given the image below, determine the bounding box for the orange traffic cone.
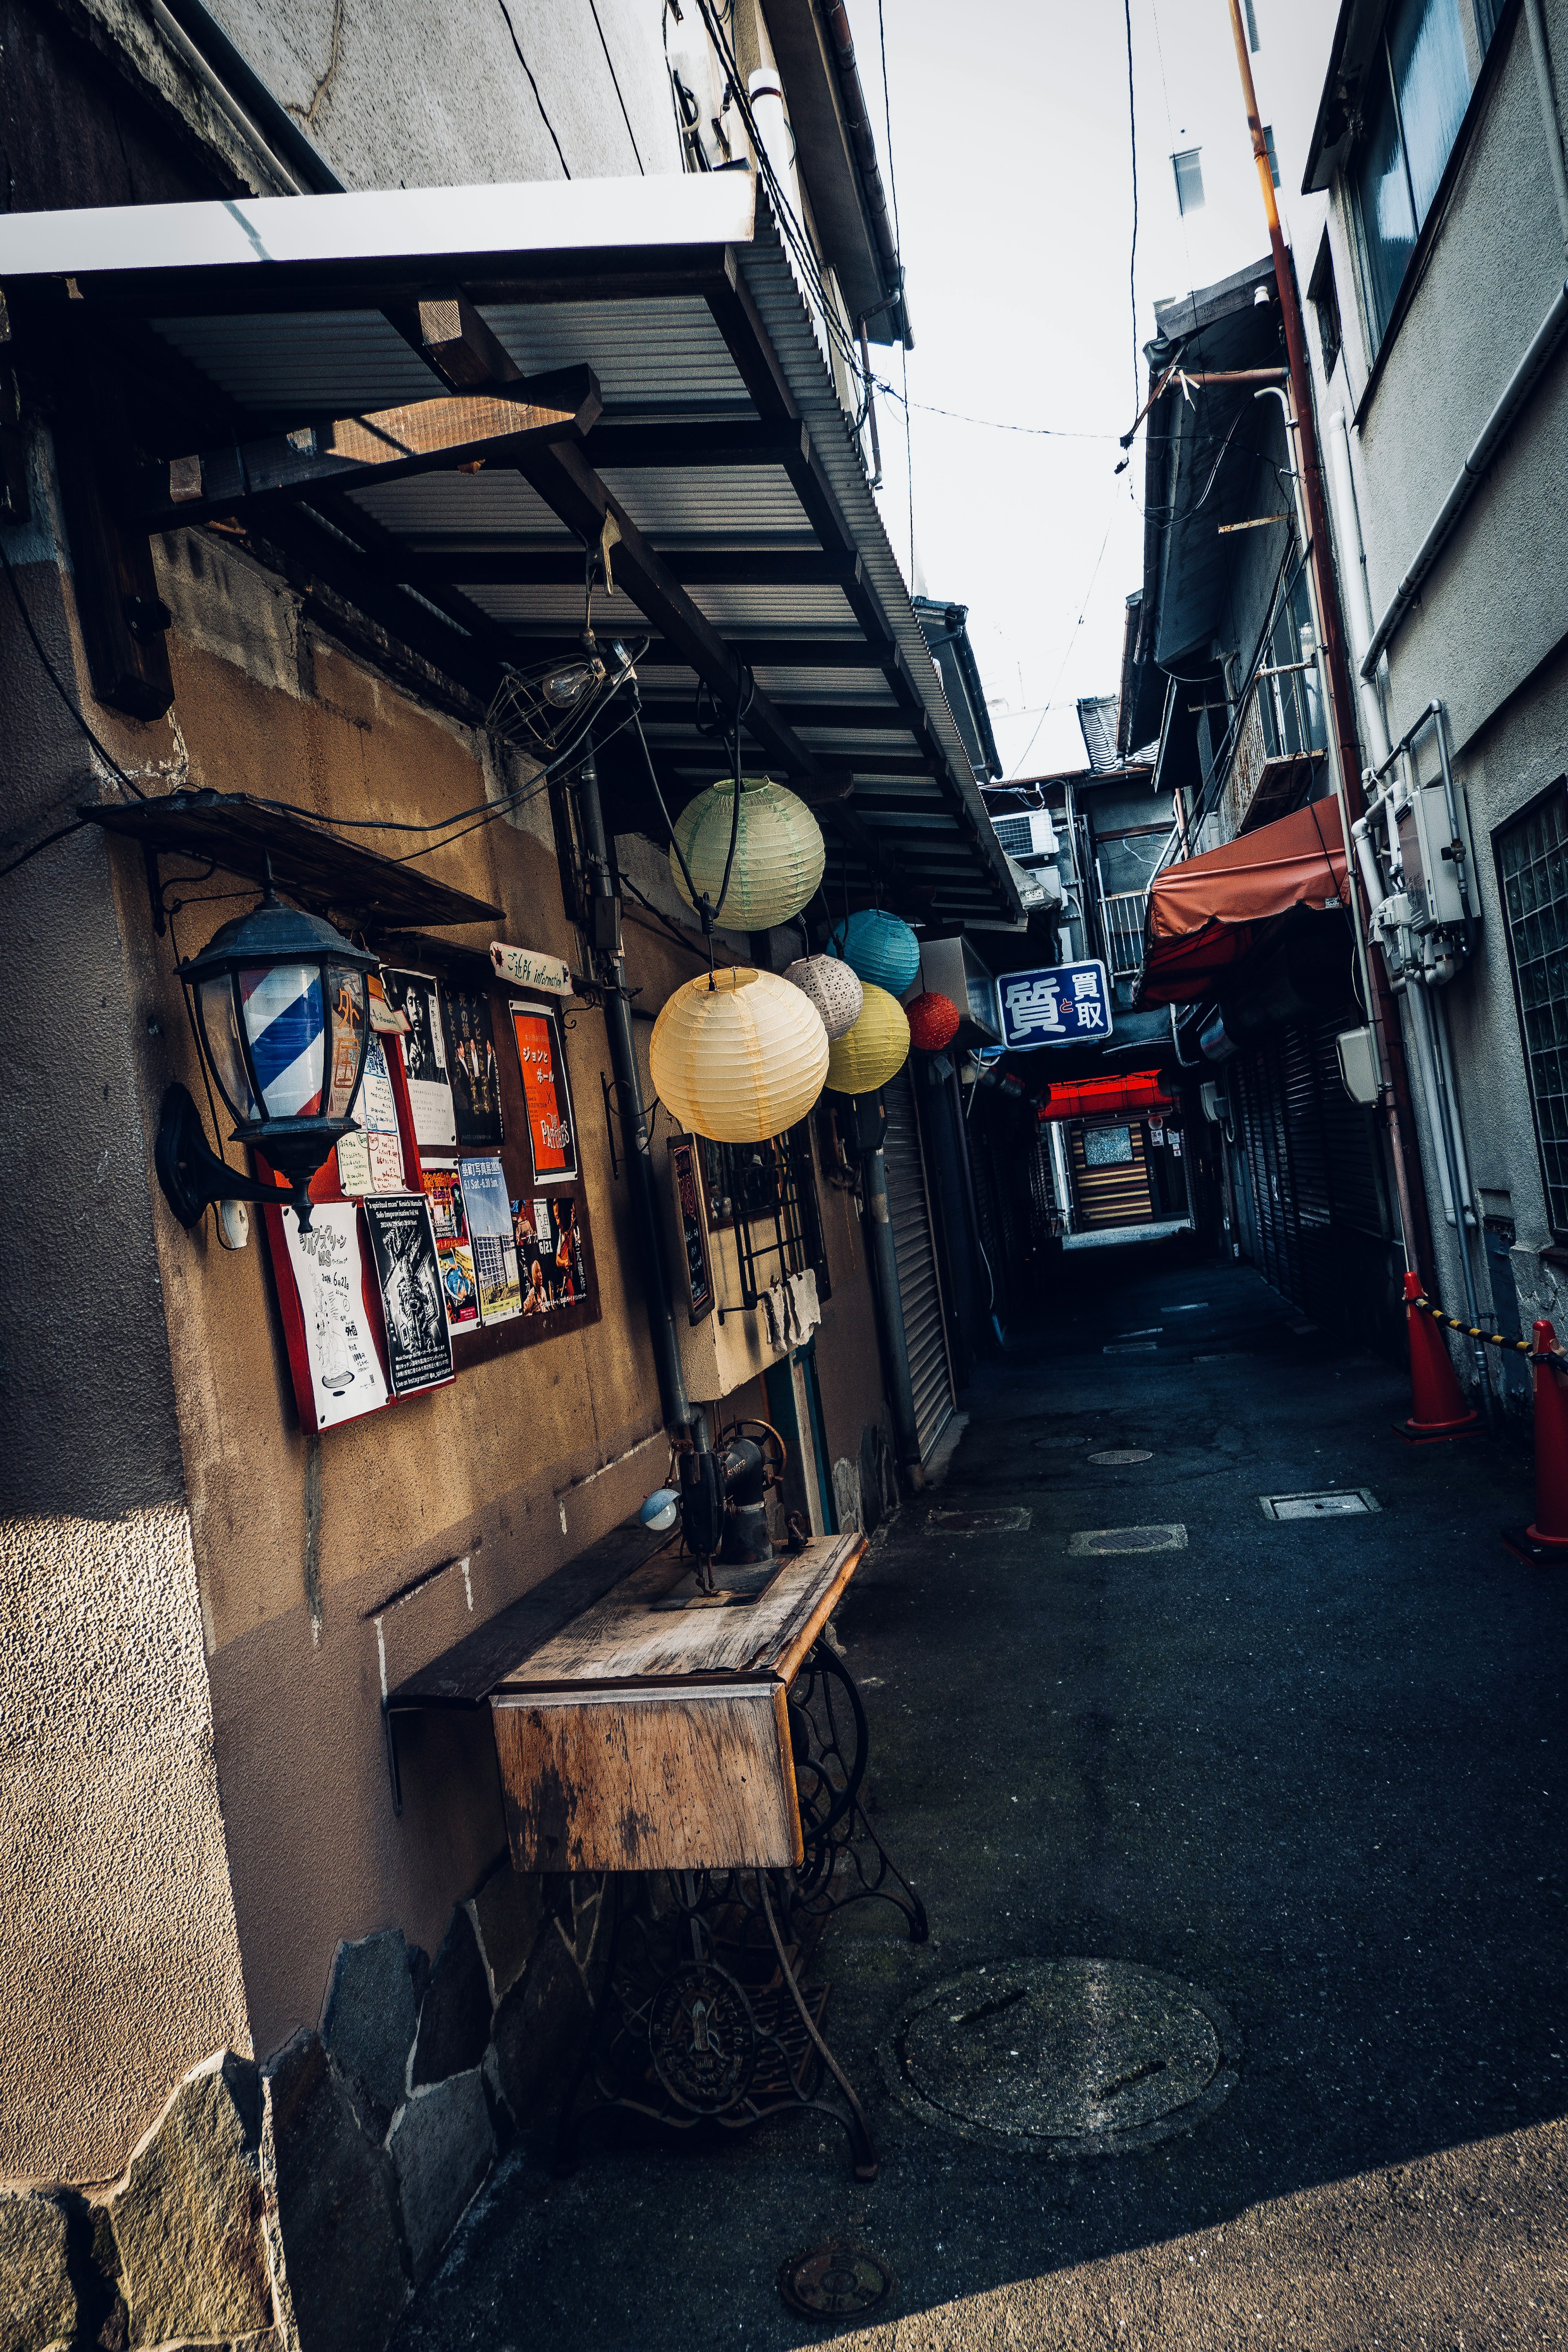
[1394,1270,1481,1441]
[1503,1321,1568,1566]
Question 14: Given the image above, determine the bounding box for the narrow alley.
[396,1245,1568,2351]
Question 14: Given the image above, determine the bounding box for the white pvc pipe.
[1326,407,1391,761]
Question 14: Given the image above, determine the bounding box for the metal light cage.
[176,891,380,1206]
[486,637,615,755]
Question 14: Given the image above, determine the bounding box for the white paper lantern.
[670,777,826,929]
[650,967,829,1143]
[783,953,864,1041]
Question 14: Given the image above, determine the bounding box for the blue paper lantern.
[829,908,921,996]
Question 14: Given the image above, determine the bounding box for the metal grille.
[1497,784,1568,1239]
[703,1125,826,1308]
[1101,890,1148,980]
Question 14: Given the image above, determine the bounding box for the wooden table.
[490,1533,864,1873]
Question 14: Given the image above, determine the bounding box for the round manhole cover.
[1088,1448,1154,1465]
[778,2243,895,2320]
[884,1960,1238,2156]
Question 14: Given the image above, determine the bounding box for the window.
[1173,148,1205,215]
[1352,0,1472,347]
[1308,229,1343,379]
[1243,0,1262,49]
[1258,570,1327,763]
[1263,125,1281,188]
[1496,782,1568,1241]
[701,1124,828,1305]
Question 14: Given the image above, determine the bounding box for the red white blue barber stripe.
[240,963,325,1118]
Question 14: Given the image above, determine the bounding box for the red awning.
[1137,799,1348,1007]
[1036,1071,1175,1123]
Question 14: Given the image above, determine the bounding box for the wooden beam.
[382,289,524,393]
[395,547,859,589]
[510,434,848,797]
[127,367,603,528]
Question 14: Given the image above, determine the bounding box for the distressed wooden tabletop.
[491,1531,865,1694]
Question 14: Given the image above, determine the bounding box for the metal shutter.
[1069,1122,1156,1227]
[883,1069,956,1461]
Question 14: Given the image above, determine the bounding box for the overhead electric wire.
[0,534,149,801]
[871,380,1120,440]
[586,0,644,172]
[493,0,571,177]
[1123,0,1140,416]
[1007,503,1117,781]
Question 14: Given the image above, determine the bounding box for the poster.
[668,1139,714,1324]
[512,1192,589,1317]
[362,1194,454,1395]
[420,1163,480,1333]
[382,970,458,1149]
[336,1033,404,1196]
[509,1001,577,1182]
[281,1202,388,1429]
[460,1154,523,1324]
[441,986,504,1150]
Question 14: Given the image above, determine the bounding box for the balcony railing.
[1219,660,1327,838]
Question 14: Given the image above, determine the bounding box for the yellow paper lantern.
[649,967,829,1143]
[825,983,911,1095]
[670,777,826,929]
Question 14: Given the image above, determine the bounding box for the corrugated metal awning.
[1,174,1018,927]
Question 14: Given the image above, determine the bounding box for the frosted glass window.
[1353,0,1472,347]
[1173,149,1205,215]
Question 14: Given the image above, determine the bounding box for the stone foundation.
[2,1858,603,2352]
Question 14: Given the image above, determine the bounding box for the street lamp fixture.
[155,881,379,1232]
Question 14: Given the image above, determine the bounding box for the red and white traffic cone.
[1394,1269,1481,1441]
[1503,1321,1568,1566]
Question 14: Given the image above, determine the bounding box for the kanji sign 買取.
[998,960,1115,1049]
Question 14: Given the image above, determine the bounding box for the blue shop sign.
[998,960,1115,1049]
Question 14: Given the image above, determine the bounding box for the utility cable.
[1123,0,1140,418]
[1007,504,1116,780]
[586,0,644,171]
[493,0,571,177]
[0,534,149,800]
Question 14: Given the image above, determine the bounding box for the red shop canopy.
[1037,1071,1175,1123]
[1136,799,1349,1007]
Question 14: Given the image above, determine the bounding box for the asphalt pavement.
[394,1242,1568,2350]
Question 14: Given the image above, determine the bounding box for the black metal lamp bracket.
[154,1082,289,1229]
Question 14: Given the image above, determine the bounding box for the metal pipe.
[149,0,345,193]
[821,1,911,343]
[1325,406,1391,760]
[1427,985,1499,1422]
[861,1142,921,1465]
[1361,281,1568,678]
[1523,0,1568,253]
[575,748,693,1437]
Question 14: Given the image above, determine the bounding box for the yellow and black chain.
[1410,1291,1564,1368]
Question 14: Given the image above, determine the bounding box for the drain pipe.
[575,747,694,1441]
[1524,0,1568,253]
[861,1139,922,1468]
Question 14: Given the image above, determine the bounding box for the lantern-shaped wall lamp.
[155,886,379,1233]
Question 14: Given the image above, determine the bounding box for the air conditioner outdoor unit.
[990,809,1059,868]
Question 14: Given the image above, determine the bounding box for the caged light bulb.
[542,658,604,709]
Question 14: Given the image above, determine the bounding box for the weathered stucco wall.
[0,486,249,2186]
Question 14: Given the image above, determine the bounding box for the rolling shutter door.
[882,1069,956,1461]
[1069,1122,1155,1228]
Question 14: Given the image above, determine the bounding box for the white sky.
[843,0,1335,780]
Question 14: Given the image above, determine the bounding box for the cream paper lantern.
[824,982,911,1095]
[649,967,829,1143]
[670,777,826,929]
[783,952,863,1042]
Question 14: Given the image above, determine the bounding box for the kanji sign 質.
[998,960,1115,1049]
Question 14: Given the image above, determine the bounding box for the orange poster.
[509,1003,577,1181]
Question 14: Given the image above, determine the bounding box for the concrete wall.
[1314,0,1568,1345]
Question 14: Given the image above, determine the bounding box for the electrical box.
[1198,1079,1228,1125]
[1335,1026,1380,1106]
[911,933,1001,1046]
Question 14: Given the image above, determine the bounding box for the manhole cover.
[884,1960,1239,2156]
[1068,1523,1187,1555]
[778,2243,895,2320]
[1259,1488,1380,1520]
[1088,1448,1154,1465]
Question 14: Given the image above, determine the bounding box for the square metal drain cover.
[928,1506,1032,1535]
[1068,1523,1187,1555]
[1259,1488,1380,1520]
[1103,1341,1158,1355]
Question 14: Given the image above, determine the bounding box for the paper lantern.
[829,907,922,996]
[825,983,911,1095]
[907,989,960,1053]
[650,967,829,1143]
[783,952,864,1041]
[669,777,826,929]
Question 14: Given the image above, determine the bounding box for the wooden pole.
[1221,0,1434,1285]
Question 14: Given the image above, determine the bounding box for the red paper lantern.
[906,989,960,1052]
